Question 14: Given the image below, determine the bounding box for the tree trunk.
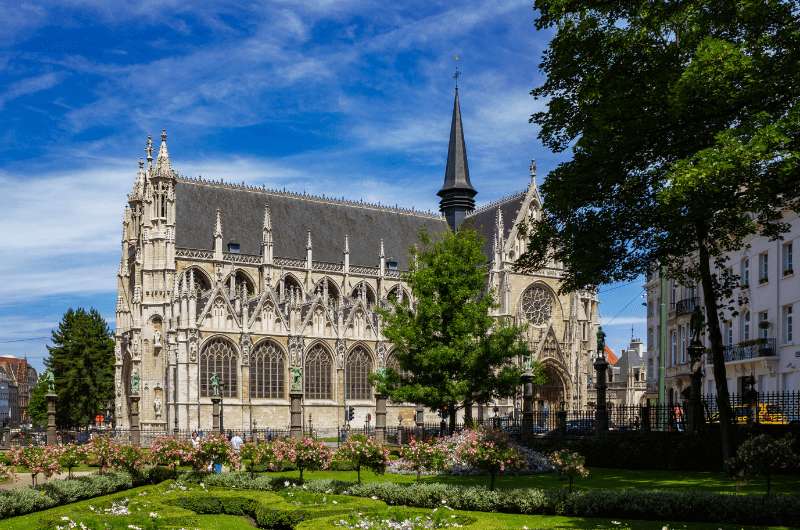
[696,225,734,463]
[448,403,457,434]
[463,400,473,428]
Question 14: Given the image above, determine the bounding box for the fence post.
[640,403,651,432]
[289,392,303,439]
[374,394,386,443]
[129,394,141,447]
[46,392,57,446]
[556,406,567,435]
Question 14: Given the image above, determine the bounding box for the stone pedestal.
[521,372,534,434]
[211,397,222,433]
[129,395,140,447]
[415,403,424,439]
[374,394,387,443]
[687,342,705,433]
[593,356,609,433]
[46,393,57,445]
[290,393,303,439]
[640,404,651,432]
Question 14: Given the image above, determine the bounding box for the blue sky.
[0,1,646,372]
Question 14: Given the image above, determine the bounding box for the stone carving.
[153,396,162,417]
[130,369,140,394]
[290,366,302,393]
[335,339,346,368]
[131,335,141,360]
[114,342,122,362]
[189,342,198,363]
[288,335,304,367]
[240,333,252,365]
[376,342,388,368]
[168,344,177,364]
[153,329,162,349]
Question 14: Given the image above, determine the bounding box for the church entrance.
[535,363,566,410]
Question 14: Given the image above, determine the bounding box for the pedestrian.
[191,431,200,449]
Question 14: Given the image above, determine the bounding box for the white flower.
[61,517,70,521]
[149,512,159,519]
[332,500,338,504]
[371,495,378,500]
[284,480,290,487]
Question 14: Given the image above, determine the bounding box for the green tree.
[519,0,800,461]
[45,308,115,428]
[376,229,535,430]
[26,375,49,428]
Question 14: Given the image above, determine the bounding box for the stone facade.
[113,93,599,433]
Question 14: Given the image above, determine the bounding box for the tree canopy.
[375,229,537,426]
[520,0,800,459]
[45,308,115,428]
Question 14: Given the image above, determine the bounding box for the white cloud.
[0,72,64,109]
[600,316,647,327]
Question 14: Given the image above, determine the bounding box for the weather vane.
[453,54,461,89]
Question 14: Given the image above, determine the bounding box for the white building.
[645,211,799,402]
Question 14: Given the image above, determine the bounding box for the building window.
[670,330,677,366]
[670,281,677,308]
[520,284,553,325]
[723,321,733,346]
[740,257,750,287]
[783,242,793,275]
[387,260,399,272]
[759,311,769,340]
[679,326,686,363]
[784,305,794,344]
[759,252,769,283]
[200,338,238,398]
[249,340,285,399]
[345,346,373,400]
[742,311,751,342]
[304,344,333,400]
[227,242,240,254]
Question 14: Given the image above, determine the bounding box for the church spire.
[437,86,477,231]
[154,129,172,179]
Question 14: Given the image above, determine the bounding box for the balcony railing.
[674,297,699,316]
[723,338,776,362]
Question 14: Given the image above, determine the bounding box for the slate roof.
[174,178,449,270]
[461,192,526,260]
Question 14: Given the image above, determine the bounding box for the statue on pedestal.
[290,367,302,393]
[210,372,221,397]
[130,370,140,395]
[42,369,55,394]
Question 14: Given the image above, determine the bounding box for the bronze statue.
[690,305,705,343]
[290,367,302,393]
[210,372,221,397]
[42,369,55,394]
[596,326,606,354]
[130,369,140,394]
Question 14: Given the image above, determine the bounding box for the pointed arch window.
[345,346,373,400]
[200,338,238,398]
[249,340,285,399]
[351,282,376,307]
[304,344,333,400]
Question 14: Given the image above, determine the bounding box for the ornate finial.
[263,203,272,231]
[161,128,167,142]
[214,208,222,238]
[453,54,461,90]
[379,238,385,258]
[146,135,153,168]
[529,159,537,181]
[344,234,350,254]
[306,229,312,250]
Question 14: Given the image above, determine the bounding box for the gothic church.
[114,89,600,432]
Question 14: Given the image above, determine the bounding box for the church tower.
[438,87,477,230]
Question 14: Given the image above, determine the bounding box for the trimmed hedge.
[0,471,133,519]
[189,473,800,527]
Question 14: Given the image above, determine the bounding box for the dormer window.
[227,242,240,254]
[387,260,399,272]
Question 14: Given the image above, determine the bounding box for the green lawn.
[0,480,782,530]
[262,467,800,495]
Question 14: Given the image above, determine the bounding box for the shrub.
[57,443,87,479]
[7,445,61,487]
[254,506,307,530]
[550,449,589,492]
[196,432,240,470]
[399,438,446,480]
[0,487,56,518]
[273,437,332,482]
[728,434,798,495]
[86,435,118,473]
[110,443,148,479]
[334,434,389,484]
[240,442,263,478]
[0,462,14,482]
[172,492,306,530]
[453,430,525,490]
[150,436,195,476]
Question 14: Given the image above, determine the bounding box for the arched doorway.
[535,362,566,410]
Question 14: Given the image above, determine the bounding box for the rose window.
[521,285,552,325]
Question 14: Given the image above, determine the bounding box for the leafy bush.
[453,430,525,490]
[196,432,240,470]
[57,444,87,479]
[150,436,195,475]
[334,434,389,483]
[273,437,332,482]
[728,434,798,495]
[399,438,446,480]
[0,472,132,518]
[254,506,307,530]
[7,445,61,486]
[110,443,148,479]
[85,435,118,473]
[550,449,589,492]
